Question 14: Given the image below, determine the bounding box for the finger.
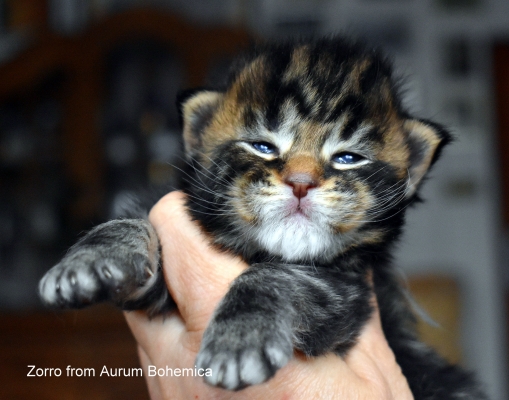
[344,294,388,373]
[138,346,164,400]
[149,191,247,331]
[125,309,209,370]
[124,310,190,358]
[344,296,413,400]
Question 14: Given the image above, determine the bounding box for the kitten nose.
[285,174,317,199]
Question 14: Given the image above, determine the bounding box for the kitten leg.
[196,264,371,390]
[38,219,173,315]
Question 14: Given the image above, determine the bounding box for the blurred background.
[0,0,508,398]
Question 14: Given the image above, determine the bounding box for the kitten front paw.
[39,219,160,309]
[38,249,152,308]
[196,320,293,390]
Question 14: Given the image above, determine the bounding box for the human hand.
[124,191,414,400]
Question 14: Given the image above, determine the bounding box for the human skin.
[124,191,414,400]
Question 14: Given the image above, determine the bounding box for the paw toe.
[239,349,270,386]
[205,353,240,390]
[265,341,292,369]
[39,270,58,305]
[197,344,287,390]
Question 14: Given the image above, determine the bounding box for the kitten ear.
[178,90,223,158]
[404,119,452,197]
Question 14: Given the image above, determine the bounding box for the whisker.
[178,154,232,187]
[170,159,232,194]
[181,177,231,199]
[187,208,235,217]
[191,152,233,185]
[186,197,234,213]
[184,192,233,207]
[175,167,232,199]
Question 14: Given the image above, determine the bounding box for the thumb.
[149,191,247,332]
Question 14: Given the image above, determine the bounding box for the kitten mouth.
[287,199,312,219]
[295,205,308,216]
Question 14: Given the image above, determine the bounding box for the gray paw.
[196,321,293,390]
[39,250,152,308]
[38,219,160,309]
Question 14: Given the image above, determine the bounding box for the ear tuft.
[404,119,452,197]
[178,90,223,158]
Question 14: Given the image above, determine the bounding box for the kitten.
[39,37,487,398]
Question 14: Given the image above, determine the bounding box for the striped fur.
[39,37,486,398]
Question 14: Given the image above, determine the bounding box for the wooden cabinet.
[0,8,250,228]
[0,306,149,399]
[0,8,250,309]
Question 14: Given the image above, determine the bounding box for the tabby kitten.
[39,37,486,398]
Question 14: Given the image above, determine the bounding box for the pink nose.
[285,174,317,199]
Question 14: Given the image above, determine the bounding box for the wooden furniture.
[408,275,462,364]
[0,8,250,228]
[0,305,149,400]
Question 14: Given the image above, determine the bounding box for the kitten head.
[178,37,451,262]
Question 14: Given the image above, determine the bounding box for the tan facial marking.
[375,120,411,181]
[283,46,310,82]
[229,183,256,224]
[281,154,322,184]
[229,56,268,106]
[344,58,371,94]
[355,229,385,245]
[332,180,373,234]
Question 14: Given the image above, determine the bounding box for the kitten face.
[225,112,386,262]
[181,38,449,262]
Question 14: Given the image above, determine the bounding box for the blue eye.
[332,152,365,164]
[252,142,278,155]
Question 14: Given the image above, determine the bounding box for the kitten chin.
[247,208,352,262]
[251,222,343,262]
[238,186,361,262]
